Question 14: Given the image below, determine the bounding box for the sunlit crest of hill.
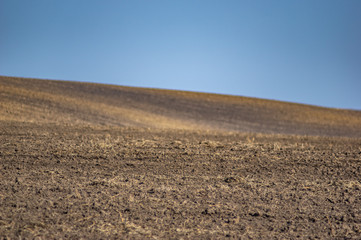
[1,76,361,137]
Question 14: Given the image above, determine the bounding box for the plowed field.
[1,77,361,239]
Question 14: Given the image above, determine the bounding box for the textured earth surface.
[1,76,361,239]
[1,76,361,137]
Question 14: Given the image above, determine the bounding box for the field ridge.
[1,76,361,137]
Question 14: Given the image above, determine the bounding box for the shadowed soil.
[1,76,361,239]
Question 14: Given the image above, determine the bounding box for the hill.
[1,76,361,239]
[1,76,361,137]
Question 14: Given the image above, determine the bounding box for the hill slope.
[1,76,360,137]
[2,76,361,239]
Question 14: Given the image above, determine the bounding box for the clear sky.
[1,0,361,110]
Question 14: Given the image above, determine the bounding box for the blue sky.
[1,0,361,110]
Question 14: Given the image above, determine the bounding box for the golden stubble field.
[1,76,361,239]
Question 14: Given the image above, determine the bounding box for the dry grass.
[0,79,201,129]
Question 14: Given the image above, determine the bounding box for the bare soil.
[1,76,361,239]
[1,122,361,239]
[1,76,361,137]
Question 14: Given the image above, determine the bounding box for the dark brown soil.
[1,76,361,239]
